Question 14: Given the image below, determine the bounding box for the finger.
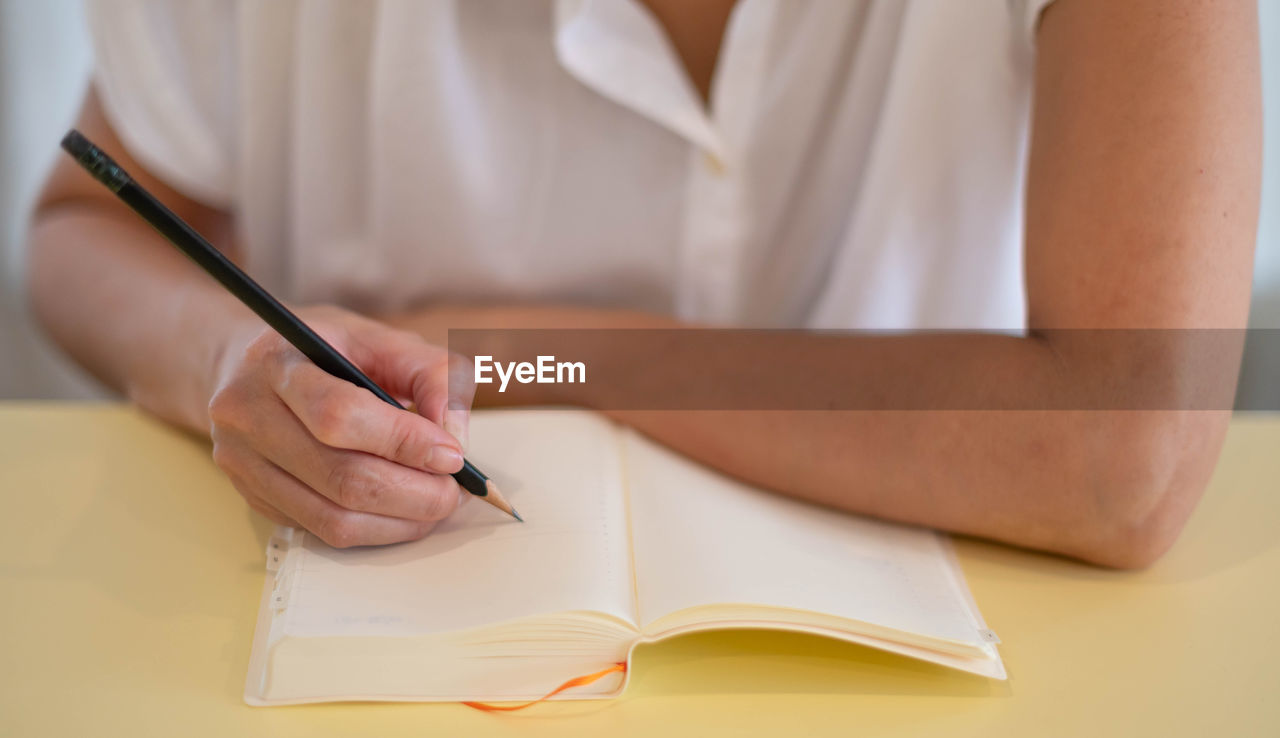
[298,315,473,452]
[334,320,459,425]
[273,358,464,474]
[251,392,465,521]
[223,462,298,527]
[401,351,474,450]
[422,352,474,450]
[218,444,307,530]
[241,487,299,527]
[226,444,438,548]
[443,352,475,451]
[273,437,464,522]
[310,451,464,522]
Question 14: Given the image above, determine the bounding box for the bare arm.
[619,0,1260,568]
[28,90,471,548]
[390,0,1261,568]
[28,89,247,432]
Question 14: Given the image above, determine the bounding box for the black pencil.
[60,129,521,523]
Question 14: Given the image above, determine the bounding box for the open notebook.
[245,410,1004,704]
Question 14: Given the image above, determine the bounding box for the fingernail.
[457,486,471,508]
[444,408,470,452]
[426,445,463,473]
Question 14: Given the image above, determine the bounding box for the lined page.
[623,430,988,646]
[278,410,636,638]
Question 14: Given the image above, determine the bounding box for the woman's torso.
[88,0,1051,329]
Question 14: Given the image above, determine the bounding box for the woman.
[28,0,1261,567]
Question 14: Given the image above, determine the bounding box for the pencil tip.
[483,479,523,522]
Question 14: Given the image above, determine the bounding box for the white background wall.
[0,0,98,399]
[1239,0,1280,407]
[1,0,1277,404]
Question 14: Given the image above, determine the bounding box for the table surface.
[1,403,1277,737]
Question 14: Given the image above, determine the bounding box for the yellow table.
[2,404,1277,737]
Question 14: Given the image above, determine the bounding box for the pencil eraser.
[60,129,91,159]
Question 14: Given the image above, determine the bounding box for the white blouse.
[86,0,1054,330]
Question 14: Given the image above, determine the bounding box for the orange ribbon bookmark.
[463,662,627,712]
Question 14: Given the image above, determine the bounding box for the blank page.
[623,430,990,647]
[275,410,637,639]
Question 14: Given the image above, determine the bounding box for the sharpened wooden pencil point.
[481,479,521,522]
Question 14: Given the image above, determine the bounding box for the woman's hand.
[207,305,474,547]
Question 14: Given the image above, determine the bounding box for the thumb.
[404,350,472,451]
[441,352,475,451]
[336,318,469,439]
